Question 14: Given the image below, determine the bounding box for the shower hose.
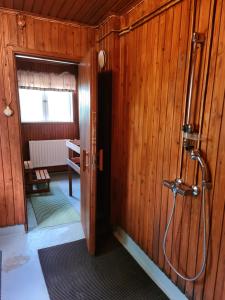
[163,186,207,281]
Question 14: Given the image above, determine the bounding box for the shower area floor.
[0,172,84,300]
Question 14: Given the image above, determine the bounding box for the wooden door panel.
[78,50,97,255]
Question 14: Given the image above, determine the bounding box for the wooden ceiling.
[0,0,142,25]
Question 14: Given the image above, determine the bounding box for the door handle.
[99,149,104,171]
[82,149,89,172]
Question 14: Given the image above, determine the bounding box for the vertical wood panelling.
[98,0,224,299]
[0,0,224,299]
[156,5,175,271]
[183,2,214,297]
[117,0,195,288]
[0,9,96,226]
[200,0,225,299]
[0,24,8,227]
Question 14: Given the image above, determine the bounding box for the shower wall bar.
[185,32,205,126]
[182,32,205,151]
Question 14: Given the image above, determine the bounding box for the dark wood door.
[78,50,97,255]
[96,71,112,236]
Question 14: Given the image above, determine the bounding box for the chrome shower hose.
[163,187,207,281]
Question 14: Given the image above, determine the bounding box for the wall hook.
[2,98,13,117]
[17,14,26,30]
[3,105,14,117]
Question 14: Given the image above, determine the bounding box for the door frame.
[7,45,85,230]
[88,50,97,254]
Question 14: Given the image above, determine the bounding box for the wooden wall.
[99,0,225,299]
[0,9,96,226]
[0,1,224,299]
[199,0,225,298]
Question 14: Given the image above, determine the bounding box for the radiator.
[29,139,69,168]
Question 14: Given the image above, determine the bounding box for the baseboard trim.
[114,227,188,300]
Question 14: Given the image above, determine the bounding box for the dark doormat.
[38,239,168,300]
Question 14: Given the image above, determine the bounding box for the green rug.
[31,183,80,228]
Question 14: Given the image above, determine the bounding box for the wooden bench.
[24,161,51,194]
[32,169,51,193]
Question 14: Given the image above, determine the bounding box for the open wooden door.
[78,50,97,255]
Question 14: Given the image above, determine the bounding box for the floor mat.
[31,183,80,228]
[38,239,168,300]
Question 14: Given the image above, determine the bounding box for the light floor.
[0,172,84,300]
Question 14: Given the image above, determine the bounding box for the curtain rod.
[16,55,78,65]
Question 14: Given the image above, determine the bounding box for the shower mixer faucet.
[163,149,211,196]
[163,178,200,197]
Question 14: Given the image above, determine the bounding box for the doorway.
[15,54,82,232]
[9,47,98,255]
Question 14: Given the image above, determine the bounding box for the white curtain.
[17,70,76,91]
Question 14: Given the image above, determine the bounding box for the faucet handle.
[175,178,183,185]
[163,180,175,189]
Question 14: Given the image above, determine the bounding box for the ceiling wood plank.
[49,0,66,17]
[40,0,55,15]
[65,0,86,20]
[72,0,96,23]
[32,0,45,14]
[3,0,13,8]
[12,0,24,10]
[23,0,34,11]
[0,0,142,25]
[112,0,141,13]
[57,0,75,19]
[85,1,114,25]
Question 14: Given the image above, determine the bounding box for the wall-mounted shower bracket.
[192,32,205,44]
[189,149,211,189]
[182,125,202,151]
[183,131,202,141]
[182,123,194,134]
[163,178,200,197]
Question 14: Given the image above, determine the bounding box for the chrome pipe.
[186,39,197,124]
[185,32,205,125]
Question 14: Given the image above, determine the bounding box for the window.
[19,88,74,123]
